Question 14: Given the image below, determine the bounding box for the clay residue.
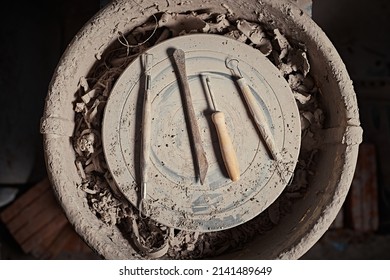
[71,10,324,259]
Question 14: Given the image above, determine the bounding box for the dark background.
[0,0,389,259]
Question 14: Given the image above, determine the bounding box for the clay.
[158,12,208,35]
[236,19,272,55]
[42,0,362,260]
[69,10,324,259]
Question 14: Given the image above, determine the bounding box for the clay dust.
[72,10,324,259]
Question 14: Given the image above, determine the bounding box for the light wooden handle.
[237,78,282,162]
[212,111,240,182]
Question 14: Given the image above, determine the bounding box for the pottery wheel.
[102,34,301,232]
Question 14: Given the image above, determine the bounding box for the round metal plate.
[102,34,300,232]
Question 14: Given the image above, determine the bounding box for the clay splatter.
[71,11,324,259]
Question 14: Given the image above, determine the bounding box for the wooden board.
[0,177,96,259]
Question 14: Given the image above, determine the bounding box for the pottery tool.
[139,52,153,212]
[226,58,283,163]
[172,49,208,185]
[204,75,240,182]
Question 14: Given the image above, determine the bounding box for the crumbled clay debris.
[157,12,208,35]
[75,129,101,156]
[236,19,272,55]
[272,28,310,77]
[71,11,325,259]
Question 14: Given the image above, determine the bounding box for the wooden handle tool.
[204,76,240,182]
[236,78,282,162]
[226,58,283,163]
[172,49,209,185]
